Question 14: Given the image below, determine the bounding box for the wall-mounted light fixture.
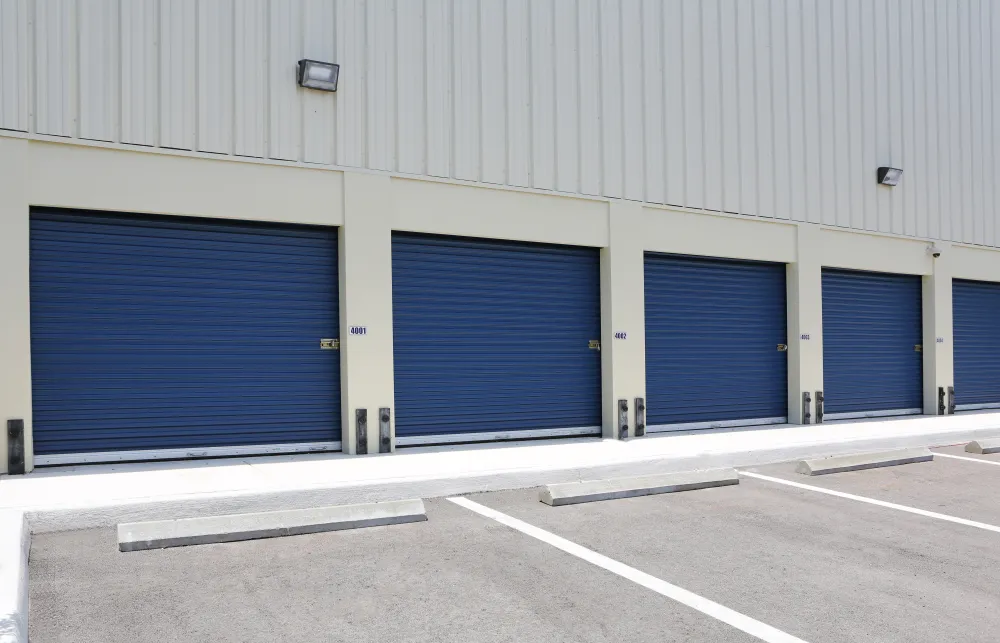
[877,167,903,186]
[297,59,339,92]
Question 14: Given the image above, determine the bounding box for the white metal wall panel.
[197,0,234,155]
[478,0,505,185]
[121,0,157,146]
[620,0,642,202]
[452,0,479,182]
[34,0,74,137]
[8,0,1000,249]
[425,0,451,179]
[267,0,300,162]
[577,0,601,196]
[78,0,116,142]
[505,0,530,188]
[335,0,365,168]
[234,0,267,159]
[367,0,395,172]
[641,0,664,206]
[530,0,556,191]
[302,0,335,165]
[599,0,622,199]
[160,0,196,150]
[0,0,28,132]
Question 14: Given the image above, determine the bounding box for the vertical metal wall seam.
[989,0,997,247]
[72,0,79,138]
[660,0,669,207]
[192,0,199,152]
[716,0,727,214]
[263,0,270,161]
[548,0,557,192]
[525,0,533,186]
[28,0,36,134]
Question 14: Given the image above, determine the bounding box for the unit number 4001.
[349,326,368,336]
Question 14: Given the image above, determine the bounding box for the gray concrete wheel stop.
[965,439,1000,454]
[539,469,739,506]
[118,499,427,552]
[795,448,934,476]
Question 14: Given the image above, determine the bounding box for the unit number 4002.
[614,331,627,340]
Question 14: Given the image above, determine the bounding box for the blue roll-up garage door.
[30,209,341,464]
[821,269,923,419]
[953,279,1000,410]
[644,254,788,430]
[392,233,602,445]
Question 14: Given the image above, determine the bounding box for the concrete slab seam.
[540,468,739,506]
[447,496,808,643]
[741,471,1000,534]
[118,499,427,552]
[795,448,933,475]
[0,511,28,643]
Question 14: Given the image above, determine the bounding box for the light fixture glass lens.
[307,64,336,82]
[298,60,339,91]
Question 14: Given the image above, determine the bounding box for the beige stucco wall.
[3,137,1000,472]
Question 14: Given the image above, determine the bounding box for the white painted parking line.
[740,471,1000,534]
[933,452,1000,467]
[447,496,809,643]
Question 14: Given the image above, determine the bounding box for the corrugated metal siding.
[821,268,924,416]
[0,0,29,131]
[953,279,1000,409]
[644,254,788,429]
[4,0,1000,247]
[391,233,602,440]
[30,210,341,456]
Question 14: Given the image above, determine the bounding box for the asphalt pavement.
[29,447,1000,642]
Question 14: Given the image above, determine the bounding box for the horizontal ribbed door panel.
[644,254,788,429]
[821,269,923,416]
[30,210,340,458]
[953,279,1000,409]
[391,233,602,441]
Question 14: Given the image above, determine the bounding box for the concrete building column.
[0,137,32,473]
[600,200,646,439]
[923,246,954,415]
[786,223,824,424]
[339,172,396,454]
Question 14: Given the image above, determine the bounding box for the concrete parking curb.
[540,469,739,506]
[965,439,1000,454]
[0,511,28,643]
[795,448,934,475]
[118,499,427,552]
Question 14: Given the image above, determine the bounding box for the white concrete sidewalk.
[4,412,1000,532]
